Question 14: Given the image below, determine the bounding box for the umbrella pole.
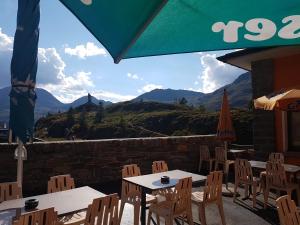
[16,139,26,196]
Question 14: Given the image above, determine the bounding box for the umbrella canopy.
[10,0,40,143]
[217,89,236,142]
[9,0,40,190]
[254,89,300,111]
[59,0,300,63]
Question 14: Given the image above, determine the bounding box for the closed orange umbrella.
[217,89,236,143]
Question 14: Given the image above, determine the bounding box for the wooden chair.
[214,147,234,187]
[234,159,260,207]
[84,194,119,225]
[152,161,168,173]
[0,182,22,203]
[48,175,85,225]
[13,208,60,225]
[260,153,285,191]
[192,171,226,225]
[147,177,193,225]
[198,145,215,173]
[276,195,300,225]
[152,161,174,199]
[48,174,75,193]
[264,162,300,209]
[120,164,156,225]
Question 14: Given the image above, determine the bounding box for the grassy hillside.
[35,101,253,144]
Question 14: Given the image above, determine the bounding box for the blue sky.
[0,0,245,103]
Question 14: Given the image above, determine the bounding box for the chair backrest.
[152,161,168,173]
[121,164,141,198]
[276,195,300,225]
[200,145,211,161]
[266,162,287,187]
[0,182,21,203]
[172,177,192,215]
[215,147,226,162]
[235,159,253,183]
[13,208,59,225]
[47,174,75,193]
[269,153,284,163]
[203,171,223,203]
[85,194,119,225]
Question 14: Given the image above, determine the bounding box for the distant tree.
[198,105,206,113]
[95,102,104,123]
[79,109,88,131]
[47,112,53,117]
[179,97,188,105]
[66,107,75,127]
[119,115,126,128]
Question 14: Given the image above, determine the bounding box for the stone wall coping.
[0,135,217,147]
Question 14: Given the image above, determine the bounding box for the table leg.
[141,188,146,225]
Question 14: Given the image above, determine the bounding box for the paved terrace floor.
[120,184,279,225]
[0,183,279,225]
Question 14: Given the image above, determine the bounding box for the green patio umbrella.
[9,0,40,191]
[59,0,300,63]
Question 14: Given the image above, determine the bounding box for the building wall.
[251,59,276,158]
[274,54,300,164]
[0,135,220,196]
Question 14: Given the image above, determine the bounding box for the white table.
[0,186,105,224]
[249,160,300,173]
[124,170,206,225]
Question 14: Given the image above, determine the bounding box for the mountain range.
[0,72,252,123]
[134,72,252,110]
[0,87,112,123]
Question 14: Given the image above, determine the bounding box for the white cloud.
[64,42,106,59]
[195,53,245,93]
[127,73,139,80]
[0,28,13,51]
[0,28,13,87]
[0,28,135,103]
[138,84,163,93]
[92,90,135,103]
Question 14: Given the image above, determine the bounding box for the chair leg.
[198,204,207,225]
[287,189,292,199]
[198,160,203,173]
[215,162,218,171]
[186,206,194,225]
[209,160,213,173]
[133,203,140,225]
[224,162,230,189]
[217,201,226,225]
[259,174,265,193]
[252,183,257,208]
[264,188,269,209]
[156,214,160,225]
[233,181,238,202]
[147,210,152,225]
[296,187,300,205]
[119,200,126,224]
[165,217,173,225]
[244,185,249,198]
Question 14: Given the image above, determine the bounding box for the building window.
[288,112,300,151]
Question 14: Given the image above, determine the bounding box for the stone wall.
[251,59,276,158]
[0,135,220,195]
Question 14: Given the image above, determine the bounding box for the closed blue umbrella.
[9,0,40,190]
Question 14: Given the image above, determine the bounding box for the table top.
[249,160,300,173]
[229,149,247,154]
[123,170,206,190]
[0,186,105,217]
